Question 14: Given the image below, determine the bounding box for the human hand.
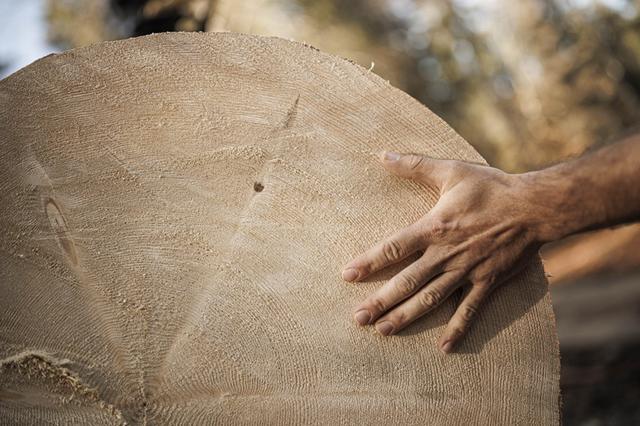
[342,151,548,353]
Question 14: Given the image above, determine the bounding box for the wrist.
[515,168,590,243]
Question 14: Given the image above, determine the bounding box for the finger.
[438,284,489,354]
[373,271,464,336]
[342,223,425,282]
[379,151,451,189]
[353,255,442,326]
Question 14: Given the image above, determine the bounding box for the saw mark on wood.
[281,94,300,129]
[45,198,78,266]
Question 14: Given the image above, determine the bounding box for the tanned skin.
[342,135,640,354]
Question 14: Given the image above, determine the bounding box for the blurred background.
[1,0,639,424]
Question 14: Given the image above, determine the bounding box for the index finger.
[342,223,425,282]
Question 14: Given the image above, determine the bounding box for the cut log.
[0,32,560,425]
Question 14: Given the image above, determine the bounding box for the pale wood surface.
[0,32,560,425]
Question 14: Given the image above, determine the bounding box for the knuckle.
[471,269,496,288]
[428,218,448,239]
[390,311,407,326]
[417,288,443,311]
[381,239,403,262]
[460,304,478,322]
[395,273,421,296]
[369,297,387,314]
[474,275,495,289]
[358,262,372,276]
[449,326,465,339]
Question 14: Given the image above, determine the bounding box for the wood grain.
[0,32,560,425]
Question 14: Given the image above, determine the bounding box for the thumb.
[379,151,448,188]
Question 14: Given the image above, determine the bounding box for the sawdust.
[0,352,125,424]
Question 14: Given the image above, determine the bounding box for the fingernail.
[376,321,395,336]
[440,340,454,354]
[382,151,401,161]
[342,268,359,282]
[354,310,371,325]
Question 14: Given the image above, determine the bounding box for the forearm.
[524,135,640,242]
